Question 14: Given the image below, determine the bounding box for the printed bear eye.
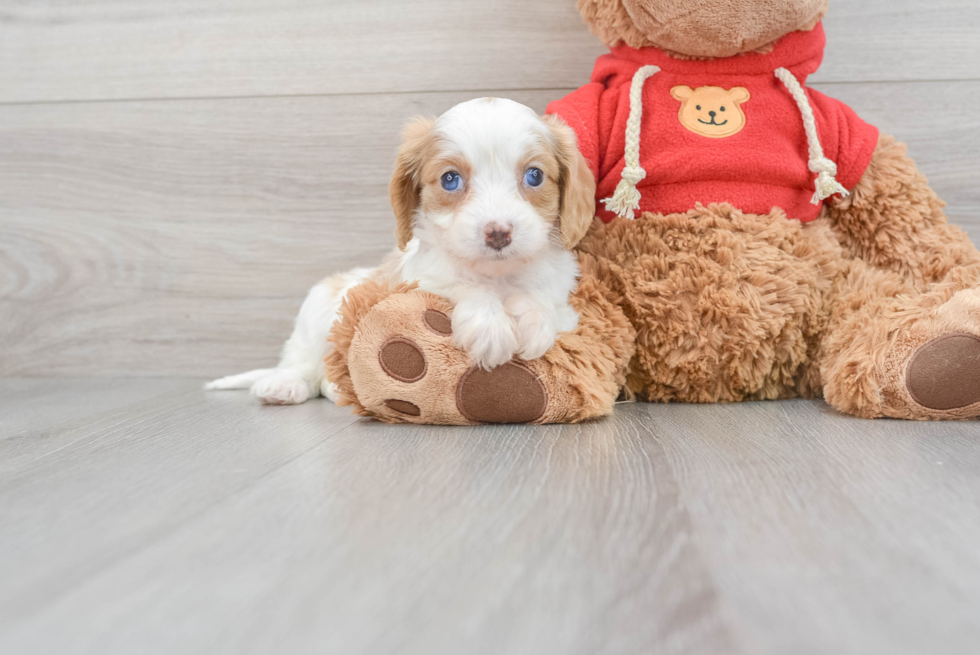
[441,171,462,192]
[696,105,702,111]
[720,106,726,112]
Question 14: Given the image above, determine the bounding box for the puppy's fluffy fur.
[207,98,595,405]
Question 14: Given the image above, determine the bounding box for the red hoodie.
[546,23,879,223]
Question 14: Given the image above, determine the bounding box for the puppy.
[206,98,596,405]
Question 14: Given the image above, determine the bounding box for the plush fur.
[325,0,980,423]
[577,205,832,403]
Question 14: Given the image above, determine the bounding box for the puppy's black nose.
[484,223,512,251]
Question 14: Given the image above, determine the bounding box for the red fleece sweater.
[546,23,879,223]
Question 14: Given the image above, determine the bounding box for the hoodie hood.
[597,22,826,85]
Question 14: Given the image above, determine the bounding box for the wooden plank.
[814,0,980,86]
[0,379,363,630]
[0,0,977,104]
[0,379,740,655]
[643,400,980,654]
[2,82,978,377]
[3,381,980,653]
[0,0,604,104]
[0,377,188,438]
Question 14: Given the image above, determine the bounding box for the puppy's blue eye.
[524,167,544,187]
[441,171,462,191]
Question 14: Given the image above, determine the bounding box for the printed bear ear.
[670,85,694,101]
[729,87,751,104]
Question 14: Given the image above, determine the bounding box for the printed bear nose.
[709,110,717,117]
[484,223,512,250]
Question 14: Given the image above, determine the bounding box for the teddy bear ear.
[729,87,751,104]
[670,85,694,101]
[389,116,436,251]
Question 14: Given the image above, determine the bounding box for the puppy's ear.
[545,115,596,249]
[390,116,436,250]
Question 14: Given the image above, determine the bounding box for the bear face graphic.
[670,85,751,138]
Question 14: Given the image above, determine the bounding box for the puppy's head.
[389,98,595,272]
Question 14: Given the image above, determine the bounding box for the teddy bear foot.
[326,284,583,425]
[824,288,980,421]
[325,276,634,425]
[883,289,980,420]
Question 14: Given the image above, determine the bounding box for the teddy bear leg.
[820,260,980,420]
[324,265,635,425]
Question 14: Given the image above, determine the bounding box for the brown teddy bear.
[326,0,980,423]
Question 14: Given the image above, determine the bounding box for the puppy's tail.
[204,368,275,390]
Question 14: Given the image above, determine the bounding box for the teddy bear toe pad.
[906,333,980,411]
[383,398,422,416]
[378,337,427,382]
[423,309,452,336]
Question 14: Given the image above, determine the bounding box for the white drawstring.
[775,66,849,204]
[603,65,660,219]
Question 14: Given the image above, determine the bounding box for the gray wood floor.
[2,379,979,655]
[3,1,980,652]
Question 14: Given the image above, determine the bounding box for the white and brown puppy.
[207,98,595,405]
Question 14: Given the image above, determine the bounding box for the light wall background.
[1,0,978,377]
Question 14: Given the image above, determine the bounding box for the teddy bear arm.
[826,133,980,289]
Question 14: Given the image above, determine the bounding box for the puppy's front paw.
[251,370,310,405]
[452,303,518,370]
[506,297,559,361]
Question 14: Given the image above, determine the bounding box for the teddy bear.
[325,0,980,424]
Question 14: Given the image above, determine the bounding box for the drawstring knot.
[808,156,848,204]
[808,156,838,177]
[603,165,647,219]
[620,165,647,187]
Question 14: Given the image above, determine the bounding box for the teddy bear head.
[577,0,829,58]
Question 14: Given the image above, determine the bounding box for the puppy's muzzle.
[484,223,512,251]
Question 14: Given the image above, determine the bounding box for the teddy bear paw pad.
[423,309,453,335]
[383,399,421,417]
[906,332,980,410]
[378,337,427,382]
[455,361,547,424]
